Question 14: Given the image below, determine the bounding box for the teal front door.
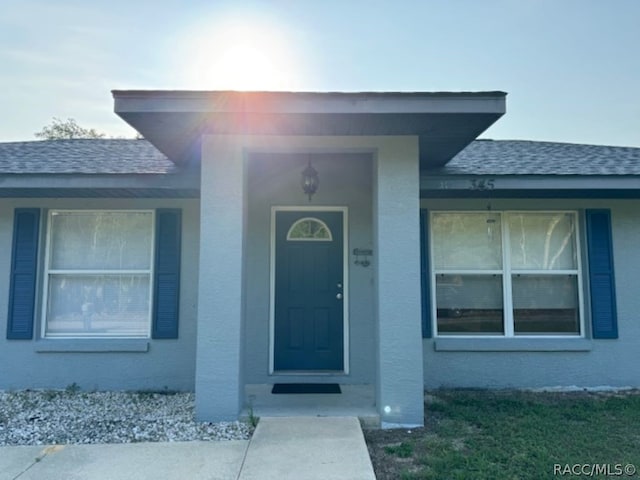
[274,211,344,371]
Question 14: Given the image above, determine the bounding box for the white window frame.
[41,209,156,339]
[431,210,585,339]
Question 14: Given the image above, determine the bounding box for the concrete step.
[242,383,381,428]
[240,408,380,429]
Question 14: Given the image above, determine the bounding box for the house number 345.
[469,179,495,191]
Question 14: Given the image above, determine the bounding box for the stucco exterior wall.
[195,134,425,425]
[421,197,640,389]
[0,198,200,392]
[244,153,375,385]
[374,136,424,427]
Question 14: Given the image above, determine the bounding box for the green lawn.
[365,390,640,480]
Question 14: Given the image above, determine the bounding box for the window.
[43,210,154,338]
[287,217,332,241]
[431,211,583,337]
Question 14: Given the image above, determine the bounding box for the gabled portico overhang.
[111,89,506,427]
[113,90,506,168]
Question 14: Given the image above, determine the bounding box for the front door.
[274,210,344,371]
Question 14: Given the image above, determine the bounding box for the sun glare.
[184,21,299,91]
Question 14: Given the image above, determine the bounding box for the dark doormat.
[271,383,341,394]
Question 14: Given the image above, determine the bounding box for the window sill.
[35,339,150,353]
[433,337,592,352]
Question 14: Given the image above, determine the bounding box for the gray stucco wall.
[195,135,246,421]
[244,153,375,385]
[373,136,424,427]
[0,198,200,392]
[421,198,640,389]
[195,134,427,426]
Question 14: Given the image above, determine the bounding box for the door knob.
[336,293,343,300]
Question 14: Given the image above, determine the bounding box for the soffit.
[113,90,506,169]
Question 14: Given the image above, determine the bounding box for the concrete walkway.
[239,417,375,479]
[0,416,376,480]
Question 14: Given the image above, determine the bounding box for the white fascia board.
[0,173,199,190]
[421,175,640,191]
[113,91,506,115]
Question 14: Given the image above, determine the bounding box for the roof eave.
[0,172,200,198]
[421,173,640,198]
[113,90,506,168]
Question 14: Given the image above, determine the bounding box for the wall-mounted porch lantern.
[301,158,319,202]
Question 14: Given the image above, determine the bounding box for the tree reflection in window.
[287,217,333,241]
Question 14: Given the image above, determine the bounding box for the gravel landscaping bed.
[0,390,252,446]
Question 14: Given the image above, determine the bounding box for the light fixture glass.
[301,158,319,202]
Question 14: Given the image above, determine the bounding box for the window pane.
[46,275,150,337]
[50,212,152,270]
[508,213,577,270]
[287,217,332,241]
[436,274,504,334]
[512,275,580,335]
[432,213,502,270]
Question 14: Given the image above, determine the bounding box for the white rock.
[0,390,252,446]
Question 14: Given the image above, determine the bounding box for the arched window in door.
[286,217,333,241]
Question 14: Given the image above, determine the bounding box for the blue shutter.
[586,209,618,339]
[7,208,40,340]
[152,209,181,339]
[420,209,432,338]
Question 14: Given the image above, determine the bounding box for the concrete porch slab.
[242,384,380,428]
[238,416,376,480]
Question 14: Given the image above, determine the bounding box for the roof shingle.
[0,139,176,174]
[1,138,640,176]
[433,139,640,175]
